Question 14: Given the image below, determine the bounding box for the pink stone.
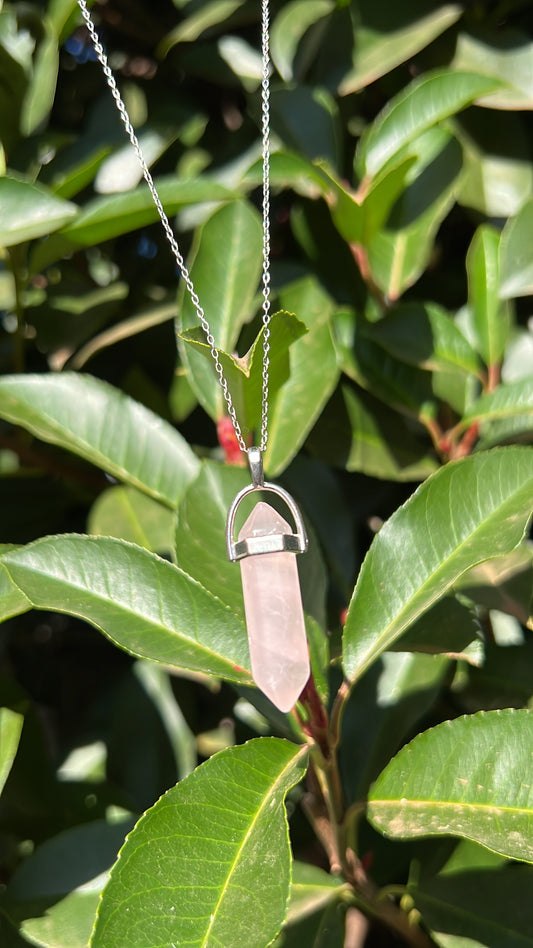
[238,501,310,712]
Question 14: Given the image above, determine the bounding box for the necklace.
[77,0,310,713]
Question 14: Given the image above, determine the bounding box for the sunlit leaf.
[368,709,533,863]
[91,739,308,948]
[1,536,252,683]
[0,176,77,247]
[270,0,334,82]
[499,199,533,300]
[357,71,501,178]
[466,225,509,368]
[0,707,24,797]
[343,448,533,682]
[0,373,199,508]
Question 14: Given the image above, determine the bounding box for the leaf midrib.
[201,749,306,947]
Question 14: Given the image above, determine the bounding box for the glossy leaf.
[179,311,307,438]
[265,277,339,476]
[20,18,58,136]
[339,1,463,95]
[341,652,449,804]
[282,863,346,925]
[0,373,200,508]
[460,378,533,430]
[499,199,533,300]
[0,707,24,797]
[31,177,237,269]
[368,709,533,864]
[0,562,30,622]
[366,303,481,377]
[1,536,252,684]
[270,0,334,82]
[337,385,438,482]
[413,865,533,948]
[6,818,134,948]
[357,71,500,178]
[177,201,263,420]
[91,738,308,948]
[343,448,533,683]
[88,486,176,555]
[0,176,77,247]
[365,132,463,298]
[455,109,533,218]
[466,225,509,368]
[393,596,483,664]
[453,28,533,110]
[158,0,244,52]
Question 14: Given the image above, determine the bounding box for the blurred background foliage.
[1,0,533,945]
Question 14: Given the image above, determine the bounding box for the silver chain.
[77,0,271,453]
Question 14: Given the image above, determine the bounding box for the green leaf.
[457,543,533,627]
[466,225,509,368]
[341,652,449,803]
[0,707,24,797]
[274,863,347,947]
[91,738,308,948]
[499,199,533,300]
[0,176,77,247]
[31,177,237,270]
[330,384,438,482]
[270,0,334,82]
[1,536,252,684]
[413,865,533,948]
[339,0,463,95]
[357,71,501,178]
[265,277,339,476]
[452,28,533,110]
[20,18,58,136]
[343,448,533,683]
[179,311,307,438]
[0,561,30,622]
[366,303,481,377]
[271,86,341,167]
[368,709,533,864]
[393,596,483,664]
[88,486,176,555]
[175,461,249,615]
[0,373,199,508]
[5,818,134,948]
[460,378,533,437]
[158,0,244,52]
[454,109,533,218]
[177,201,263,421]
[365,131,463,298]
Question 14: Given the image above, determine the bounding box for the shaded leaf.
[270,0,334,82]
[1,536,252,684]
[0,176,77,247]
[339,1,463,95]
[466,225,509,368]
[0,707,24,797]
[341,651,449,803]
[88,486,176,555]
[499,199,533,300]
[357,71,501,178]
[366,302,481,377]
[452,28,533,110]
[31,177,237,270]
[177,201,263,421]
[368,709,533,863]
[393,596,483,664]
[91,738,308,948]
[158,0,244,52]
[266,277,339,476]
[20,17,58,136]
[460,378,533,447]
[0,373,199,508]
[179,311,307,438]
[413,865,533,948]
[343,448,533,683]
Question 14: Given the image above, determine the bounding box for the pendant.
[226,448,310,712]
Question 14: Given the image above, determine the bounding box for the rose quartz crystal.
[238,501,310,712]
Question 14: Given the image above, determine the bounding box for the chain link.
[77,0,271,454]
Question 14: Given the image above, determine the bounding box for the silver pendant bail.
[248,447,264,488]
